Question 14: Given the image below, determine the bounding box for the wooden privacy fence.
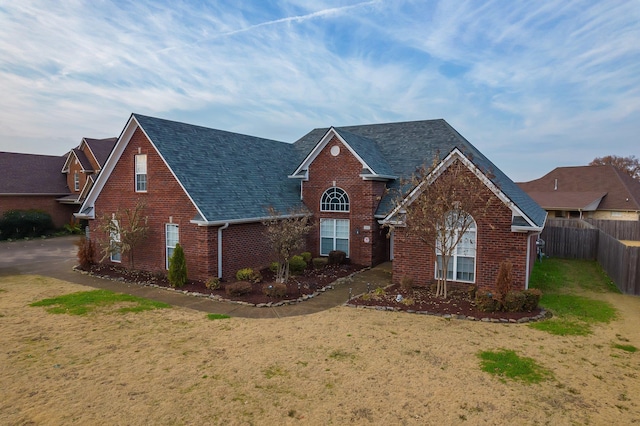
[540,219,640,296]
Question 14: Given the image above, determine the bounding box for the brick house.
[59,137,117,207]
[77,114,546,292]
[0,152,74,228]
[518,165,640,221]
[0,138,116,229]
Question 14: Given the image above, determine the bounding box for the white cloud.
[0,0,638,182]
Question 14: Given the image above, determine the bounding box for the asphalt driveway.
[0,236,391,318]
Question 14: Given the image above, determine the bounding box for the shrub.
[226,281,252,296]
[300,252,312,263]
[269,262,279,273]
[476,292,499,312]
[0,209,54,240]
[289,255,307,274]
[467,285,478,299]
[495,260,513,307]
[235,268,262,283]
[504,291,527,312]
[400,276,413,291]
[168,243,188,288]
[75,236,96,269]
[522,288,542,311]
[262,283,287,298]
[312,257,328,269]
[205,277,221,290]
[328,250,346,265]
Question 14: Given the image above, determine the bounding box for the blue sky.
[0,0,638,182]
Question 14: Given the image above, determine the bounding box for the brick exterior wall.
[0,195,76,228]
[66,155,90,195]
[391,166,531,293]
[89,128,280,282]
[301,136,389,267]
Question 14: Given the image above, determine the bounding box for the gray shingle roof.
[294,119,546,227]
[133,114,305,223]
[0,152,69,194]
[333,128,395,177]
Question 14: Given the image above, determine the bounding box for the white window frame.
[74,171,80,191]
[320,187,349,212]
[320,218,349,256]
[110,220,121,263]
[165,223,179,269]
[135,154,147,192]
[435,214,476,283]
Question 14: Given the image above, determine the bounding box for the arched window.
[321,187,349,212]
[435,211,476,283]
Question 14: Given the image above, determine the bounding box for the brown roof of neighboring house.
[518,165,640,212]
[0,152,69,195]
[72,148,93,171]
[84,137,117,167]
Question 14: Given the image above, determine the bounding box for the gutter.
[191,212,310,227]
[218,223,229,279]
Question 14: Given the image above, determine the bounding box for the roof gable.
[82,137,117,169]
[293,119,546,227]
[290,127,396,180]
[382,148,546,231]
[80,114,305,223]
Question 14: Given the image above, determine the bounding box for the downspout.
[525,231,541,290]
[217,223,229,279]
[525,233,533,290]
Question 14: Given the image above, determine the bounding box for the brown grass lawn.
[1,275,639,425]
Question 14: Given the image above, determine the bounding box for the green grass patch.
[207,313,230,320]
[30,289,170,315]
[478,349,552,384]
[528,259,618,336]
[613,344,638,353]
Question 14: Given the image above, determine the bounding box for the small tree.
[262,207,313,283]
[97,200,148,268]
[168,243,187,288]
[389,154,494,298]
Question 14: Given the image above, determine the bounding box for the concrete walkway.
[0,236,392,318]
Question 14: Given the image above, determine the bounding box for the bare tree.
[98,200,149,269]
[262,206,313,283]
[390,154,494,298]
[589,155,640,181]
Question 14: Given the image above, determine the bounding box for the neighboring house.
[0,152,74,228]
[77,114,546,292]
[518,165,640,221]
[59,137,117,207]
[0,137,117,229]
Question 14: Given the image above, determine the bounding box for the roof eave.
[190,212,311,227]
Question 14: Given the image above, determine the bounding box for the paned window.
[135,154,147,192]
[166,223,179,269]
[321,187,349,212]
[74,171,80,191]
[320,218,349,256]
[110,220,121,263]
[435,212,476,283]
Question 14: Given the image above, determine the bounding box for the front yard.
[1,259,639,424]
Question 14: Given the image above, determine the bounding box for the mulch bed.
[79,263,363,305]
[348,284,545,321]
[79,264,545,321]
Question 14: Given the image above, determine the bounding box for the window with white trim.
[74,171,80,191]
[166,223,179,269]
[135,154,147,192]
[321,187,349,212]
[435,212,476,283]
[320,218,349,256]
[110,220,121,263]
